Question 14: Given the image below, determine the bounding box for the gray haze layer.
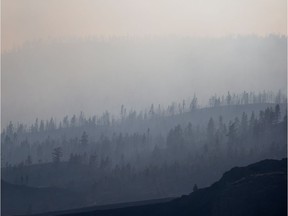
[2,35,287,126]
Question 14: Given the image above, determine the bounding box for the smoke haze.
[2,36,287,126]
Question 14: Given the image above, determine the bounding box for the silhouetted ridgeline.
[20,158,287,216]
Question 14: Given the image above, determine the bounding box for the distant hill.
[27,158,287,216]
[1,181,86,216]
[3,102,286,166]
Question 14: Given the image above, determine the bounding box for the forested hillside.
[1,91,286,166]
[1,94,287,214]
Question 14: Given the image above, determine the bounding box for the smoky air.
[1,35,287,216]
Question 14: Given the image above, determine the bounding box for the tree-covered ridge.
[2,90,286,135]
[1,90,286,167]
[1,91,286,212]
[2,104,286,184]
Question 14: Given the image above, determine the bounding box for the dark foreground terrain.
[20,158,287,216]
[1,181,86,216]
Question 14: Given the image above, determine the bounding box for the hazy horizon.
[2,35,287,126]
[1,0,287,126]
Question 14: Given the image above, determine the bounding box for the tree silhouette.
[207,118,215,142]
[193,184,198,192]
[52,147,63,164]
[80,131,88,146]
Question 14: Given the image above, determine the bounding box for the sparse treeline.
[2,103,286,169]
[208,90,286,107]
[1,90,287,167]
[2,90,286,136]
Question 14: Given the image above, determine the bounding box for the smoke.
[2,36,286,126]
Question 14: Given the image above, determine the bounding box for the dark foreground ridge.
[1,181,86,216]
[24,158,287,216]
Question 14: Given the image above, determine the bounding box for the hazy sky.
[2,0,287,51]
[1,0,287,126]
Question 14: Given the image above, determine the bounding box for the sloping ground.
[166,158,287,216]
[43,158,286,216]
[25,198,174,216]
[1,181,86,216]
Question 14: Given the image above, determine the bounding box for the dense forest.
[1,91,287,210]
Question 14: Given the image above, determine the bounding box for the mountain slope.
[54,158,286,216]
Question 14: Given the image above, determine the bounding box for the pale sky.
[2,0,287,51]
[2,0,287,126]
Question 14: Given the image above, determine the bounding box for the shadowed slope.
[1,181,86,216]
[25,158,286,216]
